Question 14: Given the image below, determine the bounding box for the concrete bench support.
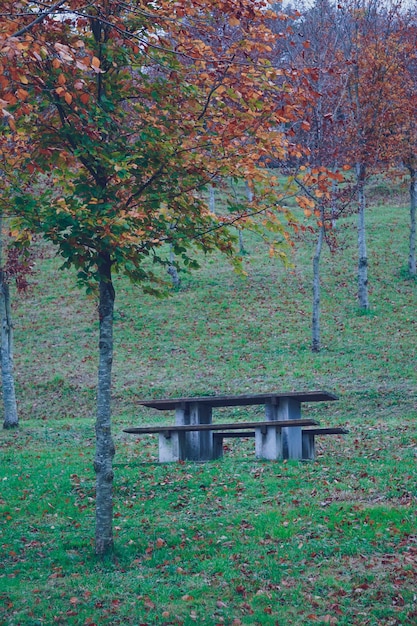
[255,424,285,460]
[302,427,349,461]
[159,431,184,463]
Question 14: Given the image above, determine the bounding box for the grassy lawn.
[1,183,416,625]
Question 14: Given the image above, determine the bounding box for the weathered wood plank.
[124,418,318,435]
[213,431,256,438]
[302,427,349,435]
[135,390,338,410]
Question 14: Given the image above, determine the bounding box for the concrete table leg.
[175,403,214,461]
[265,398,303,460]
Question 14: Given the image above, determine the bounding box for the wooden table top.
[135,390,338,411]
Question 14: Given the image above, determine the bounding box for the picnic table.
[124,390,346,462]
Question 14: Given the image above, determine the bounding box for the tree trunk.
[0,212,19,429]
[356,162,369,310]
[238,230,245,255]
[94,254,116,556]
[331,176,338,230]
[209,184,216,213]
[408,165,416,276]
[1,273,19,429]
[237,180,253,255]
[168,243,181,289]
[312,219,324,352]
[245,179,254,203]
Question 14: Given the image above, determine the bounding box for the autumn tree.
[280,1,414,319]
[0,0,312,554]
[271,0,352,351]
[0,131,34,429]
[0,218,18,429]
[335,0,412,309]
[387,11,417,276]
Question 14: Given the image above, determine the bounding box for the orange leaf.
[16,88,29,101]
[52,58,61,69]
[144,598,155,609]
[91,56,101,69]
[64,92,73,105]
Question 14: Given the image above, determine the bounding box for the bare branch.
[12,0,68,37]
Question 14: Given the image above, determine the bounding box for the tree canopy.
[0,0,313,284]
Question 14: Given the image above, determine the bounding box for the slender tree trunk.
[167,222,180,289]
[331,177,338,230]
[237,180,253,255]
[94,254,115,556]
[209,185,215,214]
[1,273,19,429]
[0,214,18,429]
[167,244,181,289]
[238,230,245,255]
[408,165,416,276]
[356,162,369,310]
[245,179,254,203]
[312,219,325,352]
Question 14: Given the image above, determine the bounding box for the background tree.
[0,216,18,429]
[0,133,33,429]
[387,9,417,276]
[1,0,313,554]
[337,0,410,309]
[272,0,351,351]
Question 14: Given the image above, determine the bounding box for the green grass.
[1,184,417,625]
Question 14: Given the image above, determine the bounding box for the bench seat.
[124,419,318,462]
[124,419,317,435]
[212,427,349,460]
[301,427,349,460]
[124,421,348,462]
